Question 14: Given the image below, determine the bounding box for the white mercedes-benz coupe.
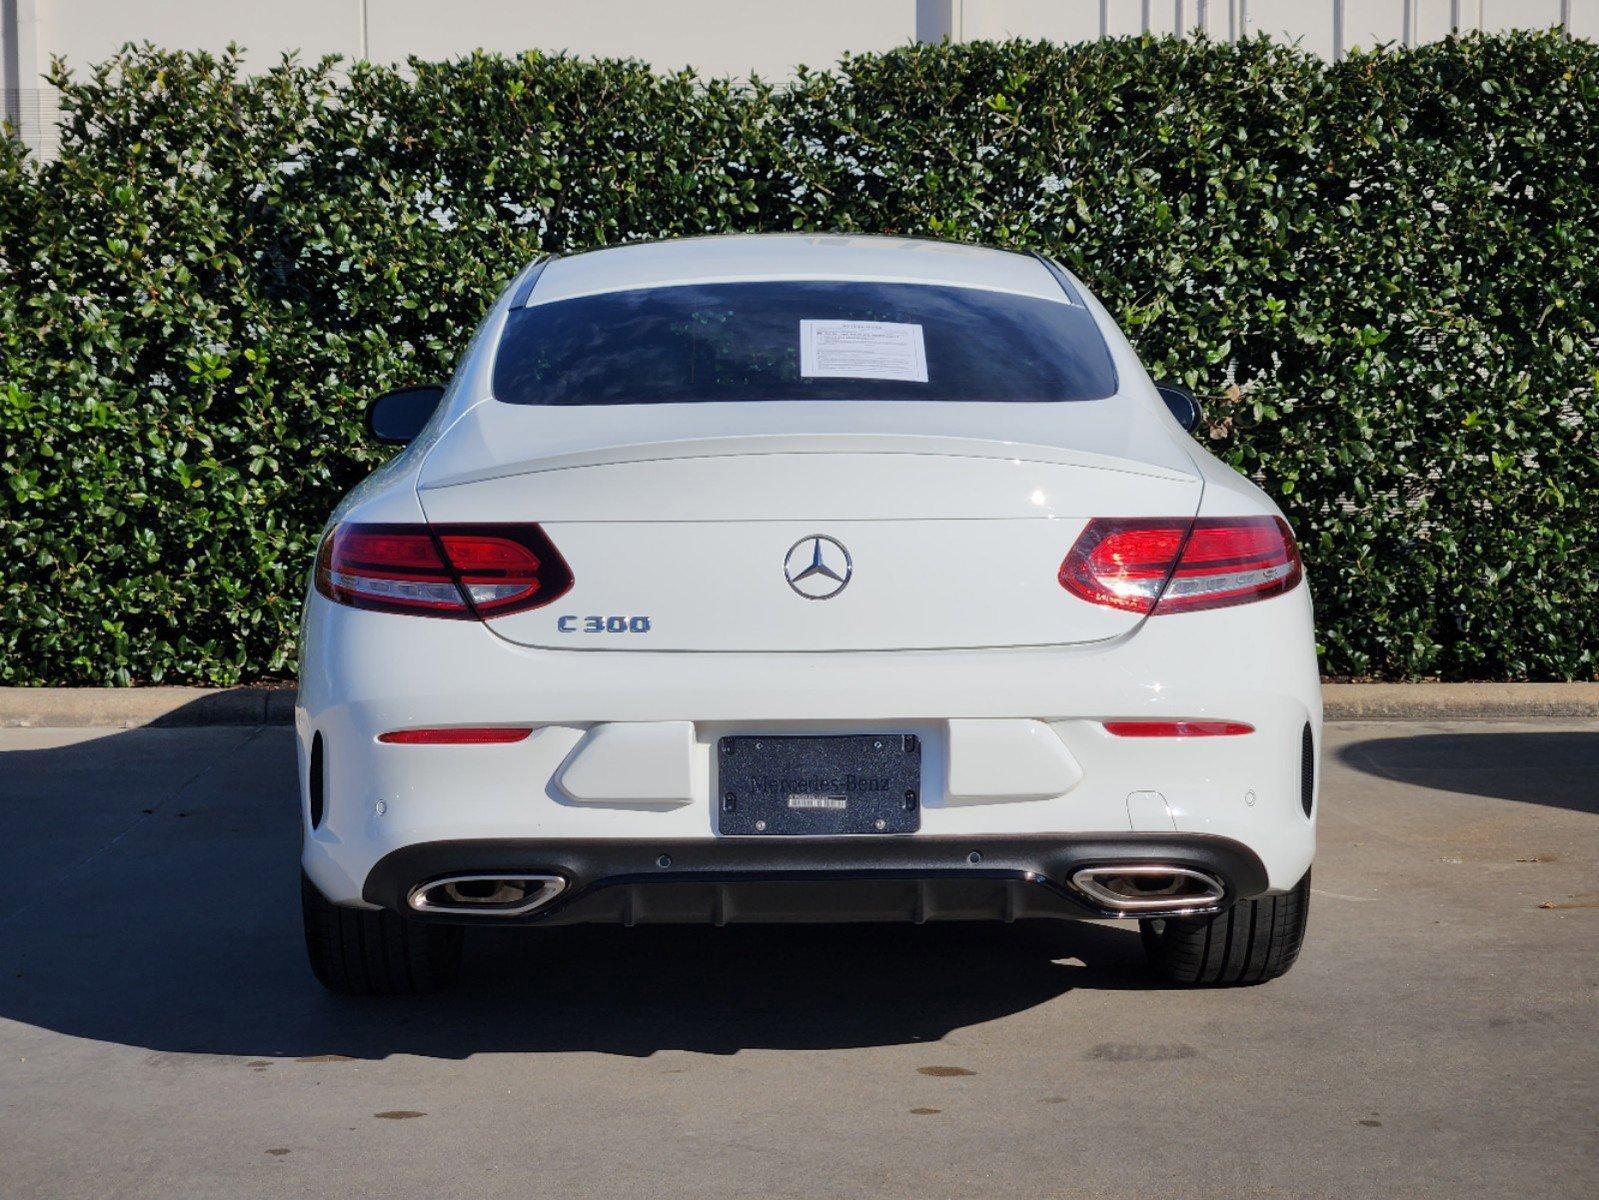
[297,234,1319,994]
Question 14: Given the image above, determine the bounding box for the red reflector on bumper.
[378,727,533,745]
[1103,721,1255,738]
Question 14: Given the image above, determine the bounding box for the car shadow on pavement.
[1335,730,1599,814]
[0,725,1155,1062]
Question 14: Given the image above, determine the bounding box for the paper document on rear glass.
[799,320,928,383]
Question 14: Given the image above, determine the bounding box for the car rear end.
[296,236,1319,992]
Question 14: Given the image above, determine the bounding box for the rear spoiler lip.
[417,430,1199,491]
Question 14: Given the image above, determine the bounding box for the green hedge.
[2,32,1595,684]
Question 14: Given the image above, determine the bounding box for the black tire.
[300,870,463,995]
[1139,871,1310,986]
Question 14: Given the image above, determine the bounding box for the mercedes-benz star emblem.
[784,535,853,600]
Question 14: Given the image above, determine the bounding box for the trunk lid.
[416,401,1202,652]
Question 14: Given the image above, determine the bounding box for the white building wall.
[3,0,1591,158]
[38,0,914,82]
[965,0,1582,53]
[365,0,912,77]
[39,0,358,68]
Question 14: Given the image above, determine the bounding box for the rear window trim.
[1031,253,1094,309]
[508,255,556,308]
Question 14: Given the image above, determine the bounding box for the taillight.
[1059,516,1301,615]
[437,528,571,616]
[315,523,573,619]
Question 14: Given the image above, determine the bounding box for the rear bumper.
[299,581,1321,905]
[361,833,1270,926]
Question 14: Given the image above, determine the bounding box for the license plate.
[717,734,922,835]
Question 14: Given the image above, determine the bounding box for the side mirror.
[366,385,446,445]
[1155,381,1203,434]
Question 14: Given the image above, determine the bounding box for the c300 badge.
[557,615,652,634]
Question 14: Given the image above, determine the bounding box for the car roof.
[525,233,1066,307]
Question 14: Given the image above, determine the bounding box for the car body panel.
[416,449,1202,651]
[297,580,1318,904]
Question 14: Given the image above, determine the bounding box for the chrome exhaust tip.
[1070,864,1227,916]
[407,873,567,917]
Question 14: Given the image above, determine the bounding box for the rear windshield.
[492,280,1117,405]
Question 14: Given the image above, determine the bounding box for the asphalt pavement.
[0,720,1594,1199]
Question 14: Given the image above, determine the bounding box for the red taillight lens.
[434,529,570,617]
[1103,720,1256,737]
[1059,516,1301,615]
[1160,517,1303,613]
[315,523,572,618]
[1057,518,1189,615]
[378,727,533,745]
[315,526,467,615]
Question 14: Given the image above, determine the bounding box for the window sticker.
[799,320,929,383]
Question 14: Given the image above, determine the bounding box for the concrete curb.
[0,687,297,729]
[0,683,1595,728]
[1319,682,1599,722]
